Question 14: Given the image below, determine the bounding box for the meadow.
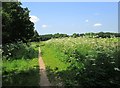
[2,37,120,87]
[2,2,119,88]
[2,42,40,87]
[40,37,120,87]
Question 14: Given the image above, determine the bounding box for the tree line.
[32,32,120,42]
[2,2,120,44]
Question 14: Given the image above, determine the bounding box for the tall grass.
[2,42,40,86]
[40,37,120,87]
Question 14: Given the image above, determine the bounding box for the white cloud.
[42,24,47,28]
[30,15,39,23]
[85,19,89,22]
[93,23,102,27]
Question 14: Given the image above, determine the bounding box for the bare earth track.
[38,47,51,87]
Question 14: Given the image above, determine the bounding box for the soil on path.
[38,47,51,87]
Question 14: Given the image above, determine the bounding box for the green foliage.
[71,33,80,38]
[32,32,120,42]
[41,43,69,71]
[38,33,69,41]
[3,58,38,75]
[2,42,40,86]
[32,30,40,42]
[2,58,40,86]
[2,42,38,60]
[40,37,120,87]
[2,2,34,44]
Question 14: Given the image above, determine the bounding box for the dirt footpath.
[38,47,51,87]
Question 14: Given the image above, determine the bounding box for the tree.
[31,30,40,42]
[71,33,79,38]
[2,2,34,44]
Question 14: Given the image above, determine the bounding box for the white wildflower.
[114,68,120,71]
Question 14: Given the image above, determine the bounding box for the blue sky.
[22,2,118,35]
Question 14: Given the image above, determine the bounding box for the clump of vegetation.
[2,42,40,86]
[2,2,41,86]
[2,42,38,60]
[40,37,120,87]
[2,58,39,86]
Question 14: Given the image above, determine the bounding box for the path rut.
[38,47,51,87]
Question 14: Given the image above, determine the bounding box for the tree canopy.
[2,2,35,44]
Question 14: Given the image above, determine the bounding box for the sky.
[21,2,118,35]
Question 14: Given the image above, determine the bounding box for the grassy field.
[2,37,120,87]
[2,42,40,86]
[40,37,120,87]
